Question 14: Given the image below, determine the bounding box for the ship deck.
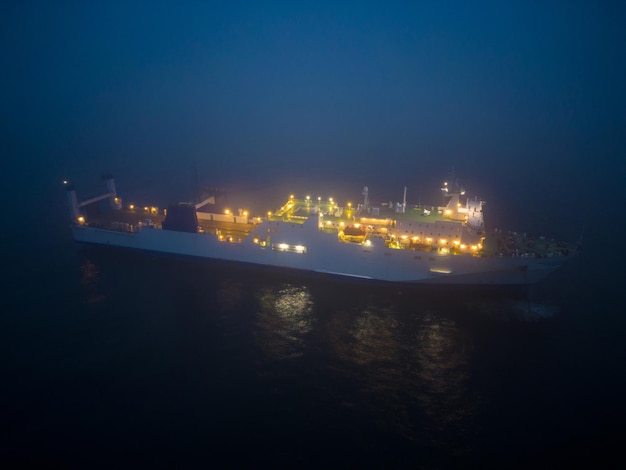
[272,198,458,225]
[82,208,256,241]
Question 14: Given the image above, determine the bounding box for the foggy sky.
[1,1,625,238]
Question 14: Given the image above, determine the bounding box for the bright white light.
[278,243,289,250]
[295,245,304,252]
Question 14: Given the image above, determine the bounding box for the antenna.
[362,186,369,212]
[403,186,407,213]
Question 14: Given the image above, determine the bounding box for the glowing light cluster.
[272,243,307,254]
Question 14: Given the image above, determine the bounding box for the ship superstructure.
[64,176,576,285]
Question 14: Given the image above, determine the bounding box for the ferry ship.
[64,175,577,285]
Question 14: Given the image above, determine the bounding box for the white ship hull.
[71,217,566,285]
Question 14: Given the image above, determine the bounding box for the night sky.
[2,1,625,239]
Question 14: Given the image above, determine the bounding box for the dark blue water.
[2,190,624,469]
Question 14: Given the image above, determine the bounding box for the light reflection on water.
[73,251,562,463]
[326,299,475,445]
[413,313,474,427]
[254,284,314,360]
[80,257,106,305]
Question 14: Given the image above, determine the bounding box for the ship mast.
[362,186,369,213]
[403,186,407,213]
